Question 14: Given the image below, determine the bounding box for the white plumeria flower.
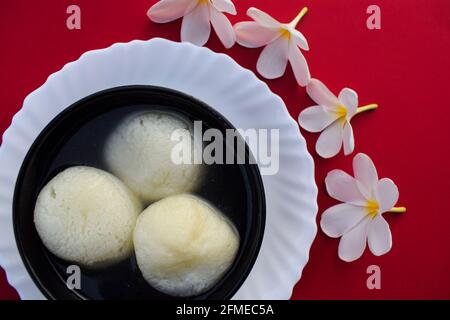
[298,78,378,158]
[234,7,311,86]
[147,0,237,48]
[321,153,406,262]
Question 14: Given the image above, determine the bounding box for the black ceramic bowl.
[13,85,265,300]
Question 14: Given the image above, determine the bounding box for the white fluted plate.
[0,38,317,300]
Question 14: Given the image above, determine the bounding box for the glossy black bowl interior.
[13,85,265,300]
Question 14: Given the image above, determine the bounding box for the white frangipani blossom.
[298,78,378,158]
[320,153,406,262]
[147,0,237,48]
[234,7,311,86]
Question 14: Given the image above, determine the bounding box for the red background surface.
[1,0,449,300]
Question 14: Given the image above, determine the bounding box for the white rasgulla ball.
[104,112,202,203]
[34,166,141,268]
[133,194,239,297]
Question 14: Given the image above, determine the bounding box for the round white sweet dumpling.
[34,166,141,268]
[133,194,239,297]
[104,112,202,203]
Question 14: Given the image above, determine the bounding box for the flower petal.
[353,153,378,199]
[285,25,309,50]
[256,37,289,79]
[298,106,337,133]
[306,78,340,109]
[325,169,367,205]
[321,203,367,238]
[338,217,371,262]
[234,22,280,48]
[211,0,236,14]
[288,40,310,86]
[210,7,235,48]
[368,215,392,256]
[247,7,281,29]
[376,178,399,213]
[338,88,358,117]
[316,120,343,158]
[181,3,211,46]
[342,122,355,156]
[147,0,194,23]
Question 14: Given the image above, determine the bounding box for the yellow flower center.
[366,199,379,219]
[279,28,291,40]
[198,0,209,4]
[335,104,347,125]
[335,104,347,118]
